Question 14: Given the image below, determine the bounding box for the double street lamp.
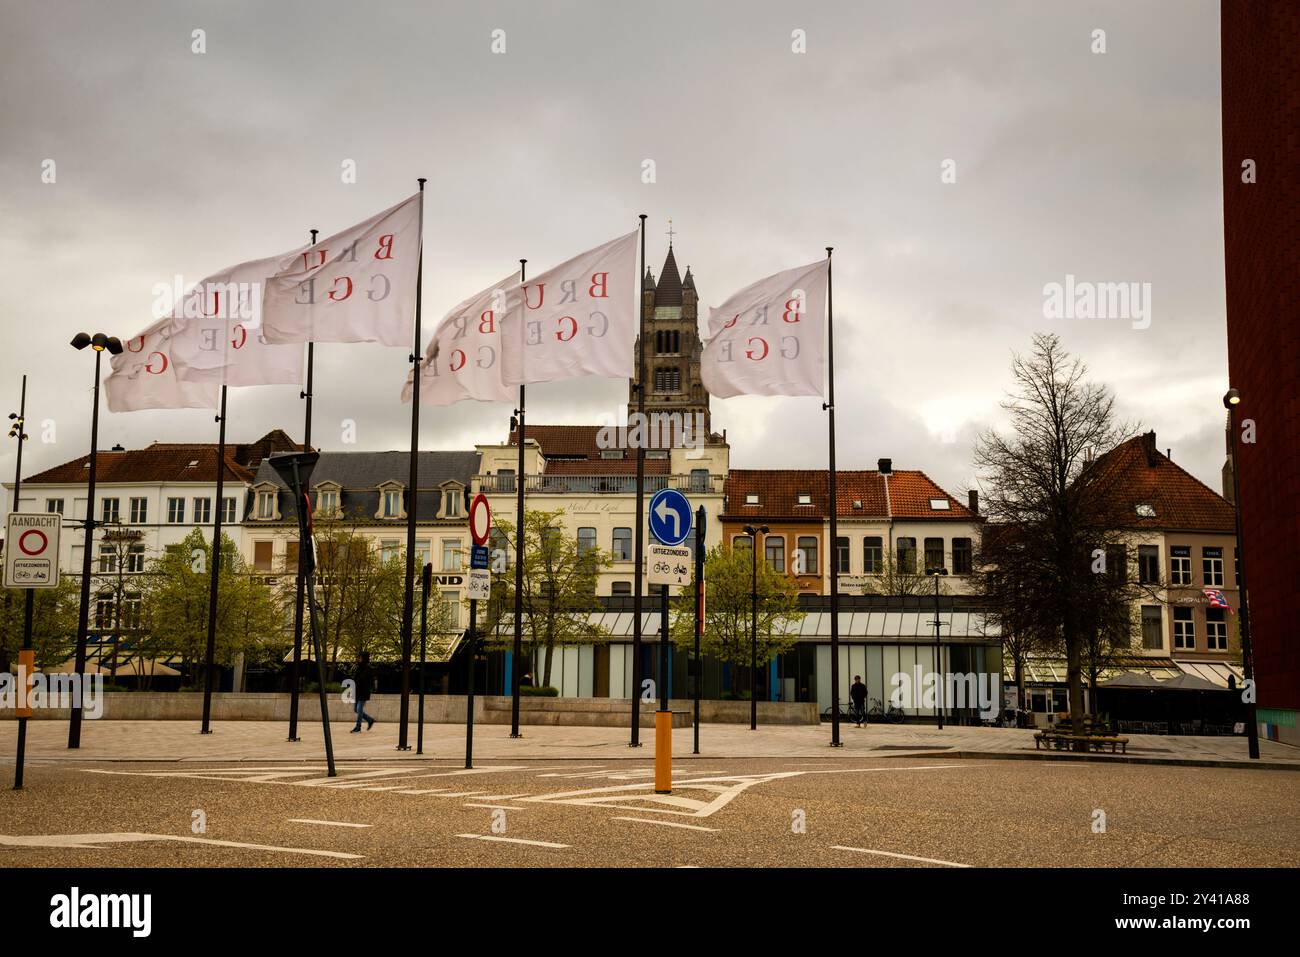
[1223,387,1260,760]
[743,524,769,731]
[68,332,123,749]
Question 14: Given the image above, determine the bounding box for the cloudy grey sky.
[0,0,1228,502]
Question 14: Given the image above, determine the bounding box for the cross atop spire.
[665,218,676,247]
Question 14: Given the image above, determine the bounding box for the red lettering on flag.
[328,277,354,302]
[374,235,395,260]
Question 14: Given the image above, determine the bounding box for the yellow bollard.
[654,710,672,793]
[17,649,34,718]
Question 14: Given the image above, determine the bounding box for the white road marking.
[612,817,719,832]
[464,804,528,811]
[516,772,803,818]
[0,832,362,860]
[288,819,372,828]
[831,845,971,868]
[473,793,530,801]
[804,765,968,775]
[456,834,568,848]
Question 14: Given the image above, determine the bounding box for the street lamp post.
[931,566,948,730]
[744,524,768,730]
[1224,388,1260,760]
[68,332,122,749]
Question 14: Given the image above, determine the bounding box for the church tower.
[630,233,712,435]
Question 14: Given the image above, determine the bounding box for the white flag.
[402,274,519,406]
[167,250,307,388]
[499,230,638,386]
[105,317,221,412]
[262,193,421,347]
[700,258,828,398]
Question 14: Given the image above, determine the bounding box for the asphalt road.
[2,757,1297,868]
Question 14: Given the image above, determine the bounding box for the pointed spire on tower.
[656,246,682,306]
[643,266,656,290]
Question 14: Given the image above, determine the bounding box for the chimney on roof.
[1141,430,1159,467]
[877,458,892,475]
[110,443,125,452]
[968,489,978,514]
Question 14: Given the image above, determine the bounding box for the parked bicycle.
[867,697,906,724]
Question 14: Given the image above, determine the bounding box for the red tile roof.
[723,469,973,520]
[23,446,255,485]
[1092,434,1236,532]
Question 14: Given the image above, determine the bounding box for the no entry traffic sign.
[4,512,61,588]
[469,492,491,546]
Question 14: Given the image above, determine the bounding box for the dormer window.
[255,488,279,520]
[1136,504,1156,518]
[797,493,812,506]
[382,488,403,519]
[315,484,341,518]
[929,498,951,511]
[745,493,759,505]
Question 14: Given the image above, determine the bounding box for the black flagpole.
[200,384,228,734]
[68,348,104,749]
[397,177,426,751]
[824,247,842,748]
[417,561,430,754]
[510,258,527,738]
[287,227,318,743]
[12,374,34,787]
[630,213,647,747]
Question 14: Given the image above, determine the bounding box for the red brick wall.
[1221,1,1300,711]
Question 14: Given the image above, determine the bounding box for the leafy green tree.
[670,544,804,695]
[0,577,80,670]
[484,508,611,688]
[139,528,283,681]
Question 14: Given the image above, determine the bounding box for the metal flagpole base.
[288,737,301,743]
[510,733,523,739]
[829,741,844,748]
[395,745,412,751]
[199,730,213,735]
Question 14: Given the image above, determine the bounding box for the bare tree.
[973,333,1137,745]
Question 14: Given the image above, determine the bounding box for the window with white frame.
[443,488,462,517]
[317,488,339,516]
[1173,607,1195,650]
[129,497,147,524]
[167,497,185,523]
[765,535,785,573]
[221,497,237,524]
[442,590,460,629]
[1202,547,1224,587]
[127,544,146,573]
[382,488,403,518]
[46,498,64,515]
[1206,608,1228,650]
[442,538,462,571]
[193,497,212,524]
[98,544,116,574]
[1170,546,1192,586]
[380,540,401,564]
[101,498,120,523]
[256,490,276,520]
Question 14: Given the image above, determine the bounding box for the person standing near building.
[849,675,868,727]
[351,651,375,732]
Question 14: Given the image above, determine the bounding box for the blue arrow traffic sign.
[648,488,692,546]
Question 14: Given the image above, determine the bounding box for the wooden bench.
[1034,731,1129,754]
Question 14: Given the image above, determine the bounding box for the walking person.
[849,675,868,728]
[351,651,375,732]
